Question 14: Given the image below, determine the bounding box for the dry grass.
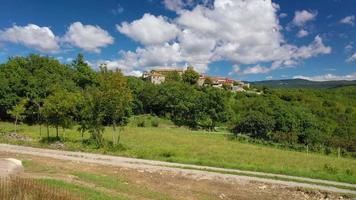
[0,176,81,200]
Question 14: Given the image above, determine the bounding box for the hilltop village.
[142,66,251,92]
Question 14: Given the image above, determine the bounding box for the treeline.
[0,55,355,153]
[0,54,131,147]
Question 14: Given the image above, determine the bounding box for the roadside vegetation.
[0,54,355,183]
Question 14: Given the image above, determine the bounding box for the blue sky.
[0,0,355,81]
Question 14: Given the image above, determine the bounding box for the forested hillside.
[0,55,355,154]
[252,79,356,88]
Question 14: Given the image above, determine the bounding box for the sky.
[0,0,355,81]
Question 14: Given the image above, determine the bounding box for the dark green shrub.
[151,119,159,127]
[137,120,145,127]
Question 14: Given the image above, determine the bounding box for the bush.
[324,164,338,174]
[137,120,145,127]
[270,131,298,144]
[151,119,159,127]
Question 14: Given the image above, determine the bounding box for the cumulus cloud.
[293,73,356,81]
[240,65,271,75]
[63,22,114,53]
[0,24,59,52]
[292,10,317,27]
[340,15,355,26]
[113,0,331,75]
[346,53,356,62]
[293,35,331,59]
[297,29,309,38]
[163,0,194,11]
[266,76,273,80]
[117,14,180,45]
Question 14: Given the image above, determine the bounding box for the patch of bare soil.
[0,152,351,200]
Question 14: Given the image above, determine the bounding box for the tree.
[182,66,199,85]
[79,87,106,147]
[126,76,145,114]
[165,71,182,82]
[72,53,97,89]
[42,89,78,140]
[199,87,228,130]
[98,66,132,146]
[7,98,28,132]
[233,111,275,139]
[0,55,76,121]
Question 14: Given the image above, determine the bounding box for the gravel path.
[0,143,355,195]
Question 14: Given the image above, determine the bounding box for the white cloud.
[240,65,271,75]
[0,24,59,52]
[117,13,180,45]
[228,64,240,75]
[346,53,356,62]
[297,29,309,38]
[127,70,143,77]
[113,0,331,75]
[63,22,114,53]
[345,43,353,52]
[266,76,273,80]
[293,73,356,81]
[163,0,194,11]
[293,35,331,59]
[279,13,287,18]
[292,10,317,27]
[340,15,355,26]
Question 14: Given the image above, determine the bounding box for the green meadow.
[0,116,355,184]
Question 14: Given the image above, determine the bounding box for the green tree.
[0,55,76,121]
[165,71,182,82]
[233,111,275,139]
[42,90,79,140]
[126,76,145,114]
[79,87,106,147]
[98,67,132,146]
[7,98,28,132]
[182,66,199,85]
[72,53,97,89]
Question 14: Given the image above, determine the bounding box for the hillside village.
[143,66,251,92]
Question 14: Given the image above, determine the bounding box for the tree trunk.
[81,129,84,142]
[47,123,49,140]
[63,128,66,141]
[56,125,59,140]
[14,117,18,133]
[112,122,117,147]
[39,123,42,137]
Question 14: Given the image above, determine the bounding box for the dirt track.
[0,144,355,199]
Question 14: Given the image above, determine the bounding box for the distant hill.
[251,79,356,88]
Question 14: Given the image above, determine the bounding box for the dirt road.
[0,143,355,198]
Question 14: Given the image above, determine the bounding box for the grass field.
[0,116,355,184]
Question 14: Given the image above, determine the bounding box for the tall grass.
[0,177,81,200]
